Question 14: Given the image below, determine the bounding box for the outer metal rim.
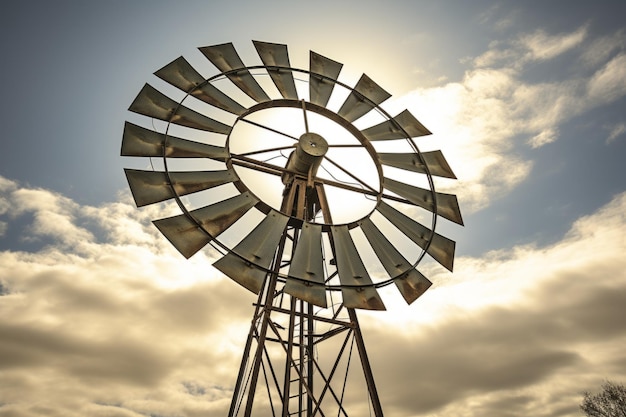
[160,64,439,291]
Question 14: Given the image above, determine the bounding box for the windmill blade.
[155,56,246,115]
[383,177,463,225]
[337,74,391,122]
[361,109,431,141]
[121,122,228,159]
[214,210,289,294]
[359,218,432,304]
[330,225,385,310]
[284,222,327,308]
[253,40,298,100]
[124,168,237,207]
[377,201,456,271]
[378,150,457,179]
[129,84,232,134]
[153,192,258,259]
[309,51,343,108]
[199,43,270,103]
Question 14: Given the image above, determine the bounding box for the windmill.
[122,41,462,416]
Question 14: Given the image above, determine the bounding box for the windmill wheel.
[122,41,463,310]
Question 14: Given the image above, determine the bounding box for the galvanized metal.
[213,210,289,294]
[284,222,327,308]
[338,74,391,122]
[361,109,431,140]
[383,177,464,225]
[359,217,432,303]
[284,132,328,179]
[122,40,465,417]
[152,192,257,259]
[125,168,237,207]
[309,51,343,107]
[199,43,270,103]
[253,40,298,100]
[129,84,232,134]
[330,225,386,310]
[155,56,247,115]
[377,201,456,271]
[378,150,457,179]
[121,122,228,159]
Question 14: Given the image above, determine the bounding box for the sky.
[0,1,625,416]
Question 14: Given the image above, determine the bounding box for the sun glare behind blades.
[229,107,380,224]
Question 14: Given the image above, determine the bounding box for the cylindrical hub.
[286,132,328,177]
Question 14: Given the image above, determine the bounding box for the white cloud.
[364,192,626,416]
[0,177,254,416]
[1,178,625,416]
[518,26,587,61]
[587,53,626,104]
[606,122,626,144]
[528,127,559,148]
[389,26,626,211]
[473,26,587,69]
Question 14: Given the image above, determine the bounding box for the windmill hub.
[286,132,328,177]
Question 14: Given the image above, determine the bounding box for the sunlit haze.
[1,1,625,416]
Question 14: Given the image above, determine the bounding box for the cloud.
[389,26,626,211]
[472,26,587,69]
[1,177,625,416]
[518,26,587,61]
[363,191,626,416]
[606,122,626,144]
[0,177,255,416]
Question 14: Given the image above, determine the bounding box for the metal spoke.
[239,117,299,141]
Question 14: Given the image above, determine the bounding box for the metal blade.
[121,122,227,159]
[377,201,456,271]
[394,269,432,305]
[378,150,457,179]
[199,43,270,103]
[337,74,391,122]
[361,109,431,141]
[359,218,432,304]
[152,191,258,259]
[330,225,385,310]
[124,168,237,207]
[383,177,463,225]
[253,40,298,100]
[309,51,343,107]
[154,56,204,93]
[213,210,289,294]
[129,84,232,134]
[155,56,246,115]
[284,222,327,307]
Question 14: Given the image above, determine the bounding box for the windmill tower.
[122,41,462,416]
